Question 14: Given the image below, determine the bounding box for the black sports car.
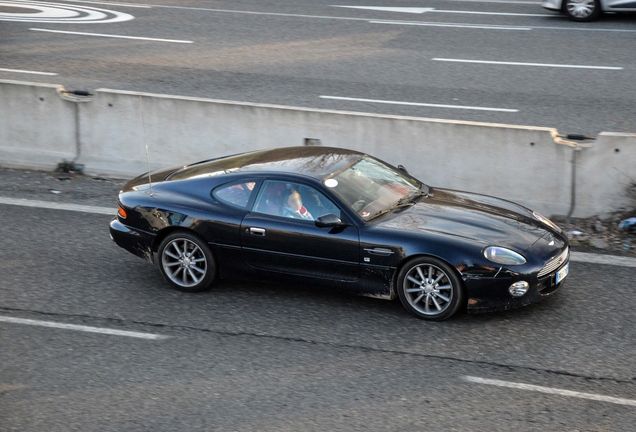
[110,146,569,320]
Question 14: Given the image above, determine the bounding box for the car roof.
[168,146,365,181]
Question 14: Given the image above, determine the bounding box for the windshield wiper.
[365,208,391,221]
[393,191,426,207]
[366,196,419,221]
[366,191,426,222]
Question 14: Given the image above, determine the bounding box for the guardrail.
[1,79,634,218]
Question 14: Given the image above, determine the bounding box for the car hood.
[376,188,552,252]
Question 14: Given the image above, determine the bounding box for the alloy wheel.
[161,238,207,288]
[403,263,453,316]
[566,0,596,19]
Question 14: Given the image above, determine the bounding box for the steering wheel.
[356,179,375,202]
[350,180,376,213]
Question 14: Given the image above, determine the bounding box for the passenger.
[281,189,313,220]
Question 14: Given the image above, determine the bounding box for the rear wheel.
[157,231,216,292]
[397,257,465,321]
[564,0,601,21]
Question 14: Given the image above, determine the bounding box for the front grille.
[537,247,569,278]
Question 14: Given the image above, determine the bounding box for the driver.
[281,189,313,220]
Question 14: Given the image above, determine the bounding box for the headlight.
[484,246,527,265]
[533,211,562,233]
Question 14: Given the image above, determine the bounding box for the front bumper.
[542,0,563,11]
[465,259,569,313]
[110,218,157,263]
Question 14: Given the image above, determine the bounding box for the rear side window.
[212,181,257,209]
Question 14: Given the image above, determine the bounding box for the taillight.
[118,206,127,219]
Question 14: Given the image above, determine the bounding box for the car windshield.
[324,157,425,220]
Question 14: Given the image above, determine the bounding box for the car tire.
[564,0,601,22]
[157,231,217,293]
[397,256,465,321]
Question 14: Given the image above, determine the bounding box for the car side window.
[212,181,257,209]
[253,180,341,221]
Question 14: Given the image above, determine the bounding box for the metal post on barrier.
[554,133,596,220]
[56,87,94,173]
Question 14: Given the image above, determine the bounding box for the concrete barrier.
[0,80,76,171]
[577,132,636,216]
[1,79,634,218]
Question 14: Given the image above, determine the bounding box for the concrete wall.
[577,132,636,216]
[1,79,634,218]
[0,80,76,171]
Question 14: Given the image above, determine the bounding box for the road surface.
[1,0,635,135]
[1,168,635,431]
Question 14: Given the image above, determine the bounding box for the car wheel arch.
[152,226,208,253]
[391,253,466,297]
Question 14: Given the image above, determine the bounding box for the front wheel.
[157,231,217,293]
[397,257,465,321]
[564,0,601,22]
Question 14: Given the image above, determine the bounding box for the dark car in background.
[110,147,569,320]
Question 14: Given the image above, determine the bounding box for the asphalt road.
[1,0,635,135]
[1,169,636,431]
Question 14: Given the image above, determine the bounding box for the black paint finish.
[110,147,569,312]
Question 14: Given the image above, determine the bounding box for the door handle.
[364,247,394,256]
[249,227,266,236]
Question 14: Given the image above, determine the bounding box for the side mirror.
[315,213,345,228]
[397,165,409,174]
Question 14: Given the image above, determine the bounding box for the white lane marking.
[370,20,531,30]
[99,3,636,33]
[431,9,550,16]
[0,197,115,215]
[0,0,135,23]
[443,0,541,3]
[55,0,151,8]
[377,20,636,33]
[320,95,518,112]
[0,67,57,75]
[463,376,636,407]
[432,58,624,70]
[332,6,435,13]
[29,28,193,43]
[344,0,543,3]
[333,5,549,17]
[0,316,170,340]
[533,25,636,33]
[142,4,377,21]
[570,252,636,268]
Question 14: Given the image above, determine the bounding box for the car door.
[203,178,260,275]
[240,179,360,281]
